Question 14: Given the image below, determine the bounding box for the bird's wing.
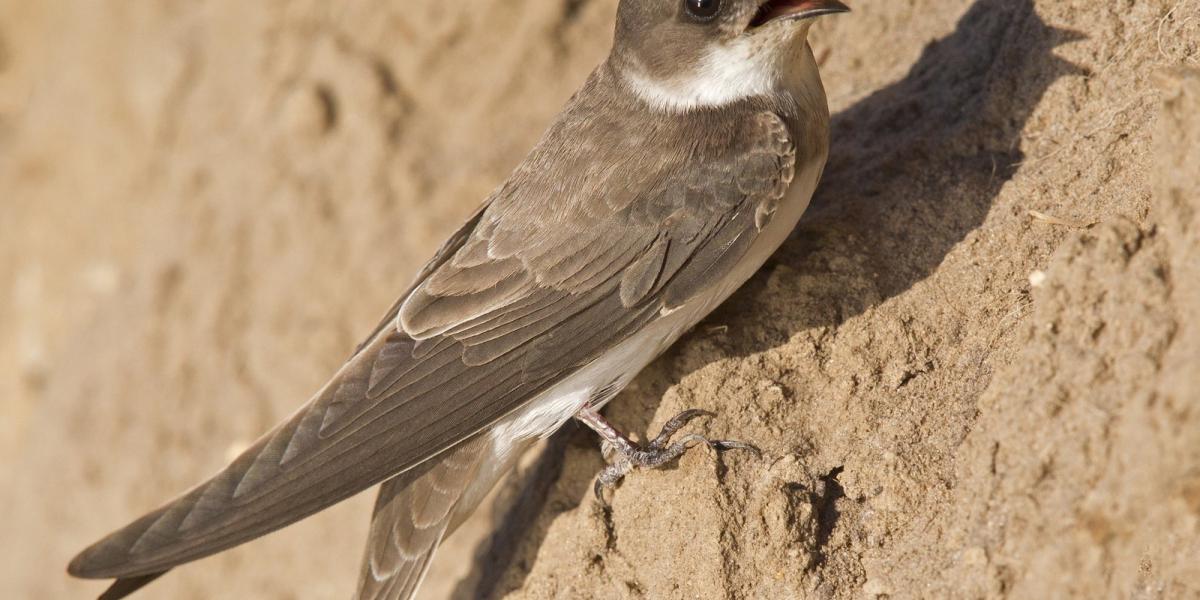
[350,201,492,359]
[68,105,797,581]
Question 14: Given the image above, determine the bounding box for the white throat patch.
[622,32,811,112]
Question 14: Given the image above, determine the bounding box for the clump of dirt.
[0,0,1196,599]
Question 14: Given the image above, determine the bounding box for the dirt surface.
[2,1,1197,599]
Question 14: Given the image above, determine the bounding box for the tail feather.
[354,434,531,600]
[96,572,167,600]
[355,437,487,600]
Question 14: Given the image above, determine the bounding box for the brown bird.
[68,0,848,597]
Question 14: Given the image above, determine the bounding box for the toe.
[651,409,716,447]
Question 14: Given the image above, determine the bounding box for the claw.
[575,406,760,505]
[594,459,630,505]
[649,409,715,448]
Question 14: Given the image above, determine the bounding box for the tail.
[354,434,532,600]
[94,572,167,600]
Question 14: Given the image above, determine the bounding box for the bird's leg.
[574,406,758,503]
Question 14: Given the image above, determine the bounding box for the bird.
[68,0,848,598]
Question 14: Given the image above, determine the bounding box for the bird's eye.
[684,0,721,20]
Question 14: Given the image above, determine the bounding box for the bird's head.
[611,0,849,111]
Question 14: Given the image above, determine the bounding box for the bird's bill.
[749,0,851,28]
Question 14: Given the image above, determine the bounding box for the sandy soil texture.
[1,1,1197,598]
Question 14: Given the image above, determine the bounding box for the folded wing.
[69,93,796,582]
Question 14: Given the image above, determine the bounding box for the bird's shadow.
[459,0,1083,596]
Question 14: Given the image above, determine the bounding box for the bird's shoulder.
[399,75,800,335]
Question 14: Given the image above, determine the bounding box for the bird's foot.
[575,406,758,504]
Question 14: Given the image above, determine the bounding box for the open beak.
[749,0,850,29]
